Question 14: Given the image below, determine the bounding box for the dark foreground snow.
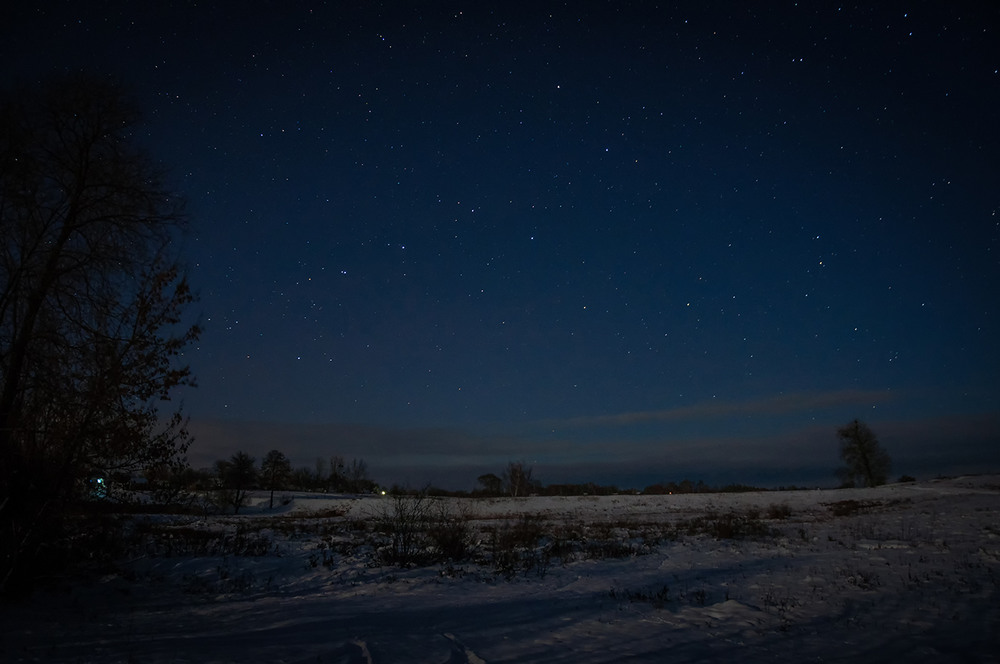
[3,475,998,663]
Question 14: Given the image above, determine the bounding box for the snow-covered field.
[3,475,999,663]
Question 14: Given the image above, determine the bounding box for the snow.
[3,476,999,663]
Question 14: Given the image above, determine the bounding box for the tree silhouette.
[260,449,291,509]
[0,74,199,594]
[477,473,503,496]
[220,451,257,514]
[836,419,891,487]
[344,458,373,493]
[328,455,346,490]
[502,461,535,497]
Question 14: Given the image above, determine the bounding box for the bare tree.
[836,419,891,488]
[314,456,329,491]
[0,74,199,594]
[502,460,534,497]
[329,454,345,490]
[290,466,314,491]
[374,491,432,566]
[345,458,373,493]
[219,451,257,514]
[260,449,291,509]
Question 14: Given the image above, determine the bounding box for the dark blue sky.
[5,2,999,488]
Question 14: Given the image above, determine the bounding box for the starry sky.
[4,2,999,489]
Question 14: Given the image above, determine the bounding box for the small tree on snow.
[503,460,534,497]
[220,451,257,513]
[836,419,891,488]
[260,449,291,509]
[477,473,503,496]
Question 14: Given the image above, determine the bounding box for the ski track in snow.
[2,475,999,663]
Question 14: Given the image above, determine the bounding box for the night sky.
[5,2,999,489]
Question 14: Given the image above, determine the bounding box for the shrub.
[426,501,475,562]
[486,514,548,578]
[766,503,793,520]
[677,510,779,540]
[136,522,275,558]
[372,493,432,567]
[826,500,880,517]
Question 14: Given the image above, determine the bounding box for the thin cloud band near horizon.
[538,388,896,430]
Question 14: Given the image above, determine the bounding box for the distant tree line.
[378,461,772,498]
[403,419,899,498]
[141,418,898,510]
[30,418,897,514]
[140,450,379,514]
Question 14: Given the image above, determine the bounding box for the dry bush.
[431,503,477,562]
[486,514,550,578]
[676,510,779,540]
[134,521,276,558]
[826,500,882,517]
[766,503,793,520]
[372,494,433,567]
